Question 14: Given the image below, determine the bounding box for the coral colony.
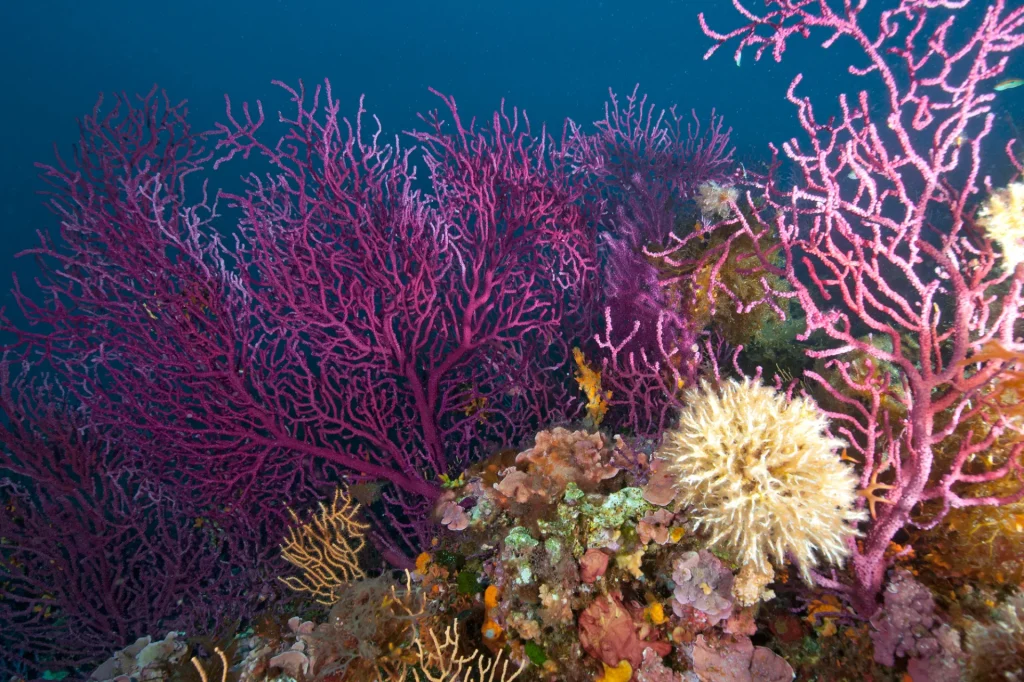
[4,0,1024,680]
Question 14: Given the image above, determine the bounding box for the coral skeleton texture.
[659,379,865,581]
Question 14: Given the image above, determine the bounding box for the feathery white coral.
[978,180,1024,271]
[658,379,865,583]
[696,180,739,219]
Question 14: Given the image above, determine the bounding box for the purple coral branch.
[4,80,599,562]
[0,359,267,674]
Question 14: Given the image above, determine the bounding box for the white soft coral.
[658,379,865,584]
[978,181,1024,271]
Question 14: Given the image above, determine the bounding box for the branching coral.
[698,0,1024,616]
[0,362,265,675]
[658,379,865,584]
[651,213,787,348]
[391,620,526,682]
[279,487,369,604]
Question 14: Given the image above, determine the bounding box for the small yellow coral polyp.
[978,180,1024,271]
[572,347,612,425]
[645,601,667,625]
[658,379,866,582]
[597,660,632,682]
[415,552,432,575]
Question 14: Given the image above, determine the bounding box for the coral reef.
[2,0,1024,679]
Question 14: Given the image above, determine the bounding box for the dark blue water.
[0,1,800,300]
[1,0,1012,318]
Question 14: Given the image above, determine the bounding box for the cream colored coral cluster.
[696,180,739,219]
[658,379,865,587]
[978,180,1024,271]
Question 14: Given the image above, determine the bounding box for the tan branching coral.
[658,379,865,585]
[191,648,229,682]
[379,620,526,682]
[279,487,370,604]
[977,180,1024,271]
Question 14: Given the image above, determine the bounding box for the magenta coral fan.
[5,82,599,560]
[699,0,1024,616]
[566,87,735,436]
[0,361,267,675]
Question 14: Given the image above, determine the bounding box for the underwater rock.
[692,634,794,682]
[578,592,671,668]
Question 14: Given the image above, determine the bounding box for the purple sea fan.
[565,85,734,219]
[0,361,267,675]
[568,87,731,437]
[5,81,600,563]
[603,228,668,336]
